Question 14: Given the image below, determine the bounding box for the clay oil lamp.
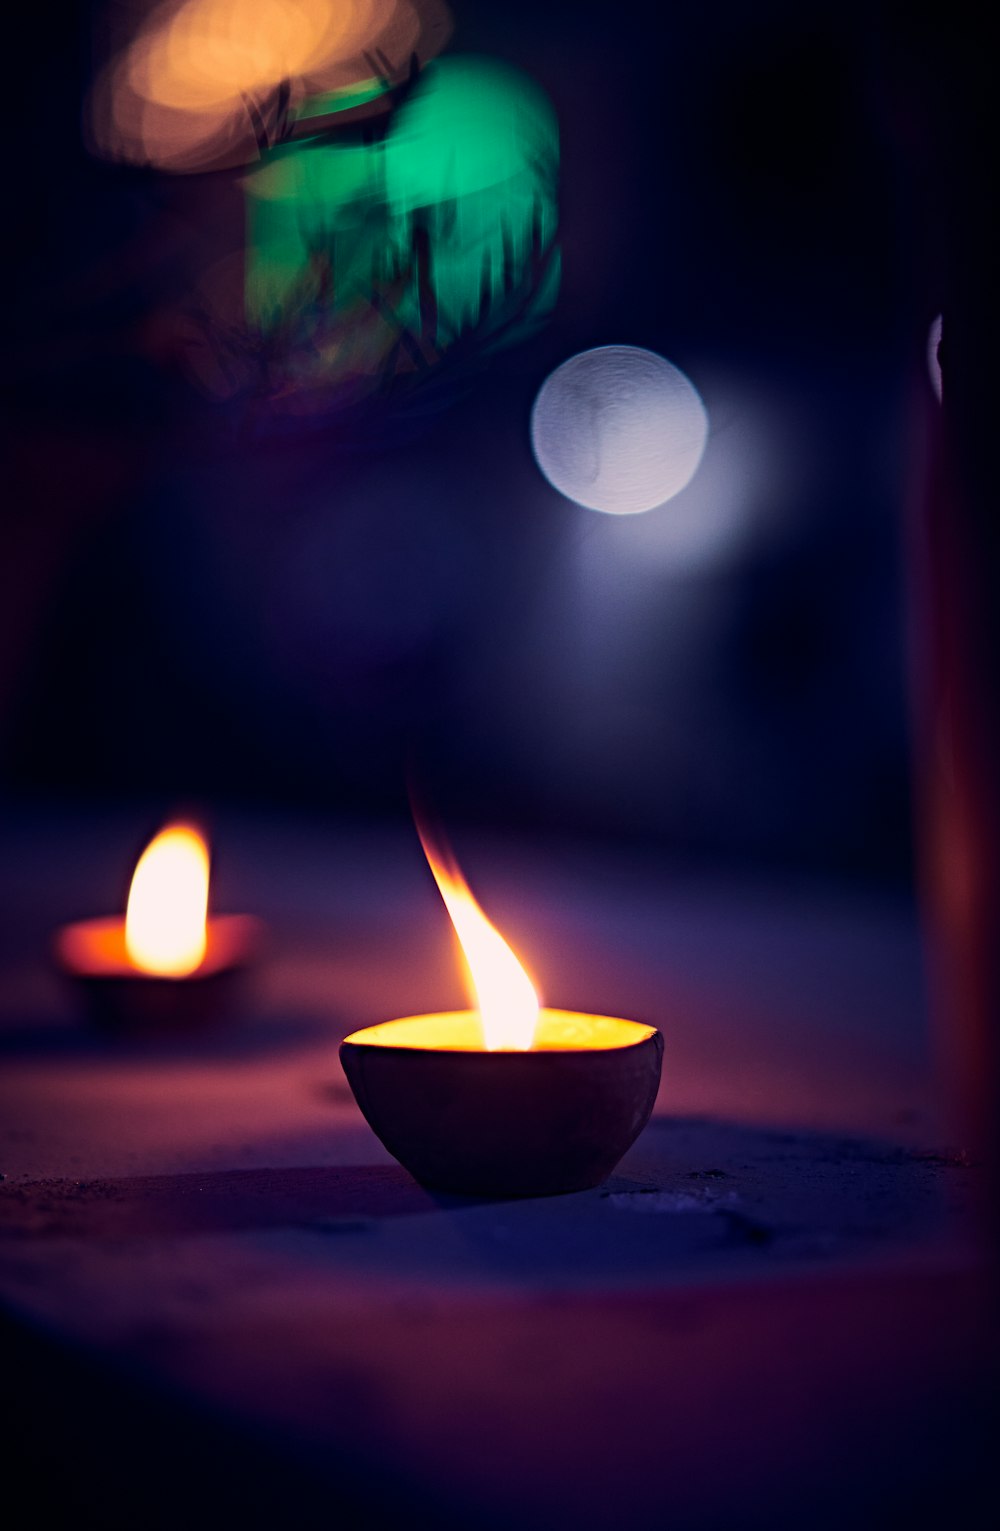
[341,828,662,1196]
[54,823,261,1032]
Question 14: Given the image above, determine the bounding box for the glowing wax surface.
[343,1010,655,1052]
[531,346,709,514]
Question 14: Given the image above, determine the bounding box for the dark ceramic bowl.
[340,1009,663,1197]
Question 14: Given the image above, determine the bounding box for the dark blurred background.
[0,0,940,880]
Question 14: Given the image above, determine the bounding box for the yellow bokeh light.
[125,824,210,976]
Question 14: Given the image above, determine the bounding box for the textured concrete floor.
[0,806,992,1529]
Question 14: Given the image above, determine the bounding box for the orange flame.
[125,824,210,976]
[419,825,539,1050]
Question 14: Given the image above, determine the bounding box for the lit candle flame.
[419,825,540,1051]
[125,824,210,976]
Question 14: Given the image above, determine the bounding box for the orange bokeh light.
[130,0,376,112]
[87,0,453,172]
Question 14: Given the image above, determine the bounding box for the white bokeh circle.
[531,345,709,514]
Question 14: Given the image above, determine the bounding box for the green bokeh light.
[243,56,559,389]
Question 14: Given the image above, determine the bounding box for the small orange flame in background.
[418,824,539,1051]
[125,824,210,976]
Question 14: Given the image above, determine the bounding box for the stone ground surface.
[0,806,994,1529]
